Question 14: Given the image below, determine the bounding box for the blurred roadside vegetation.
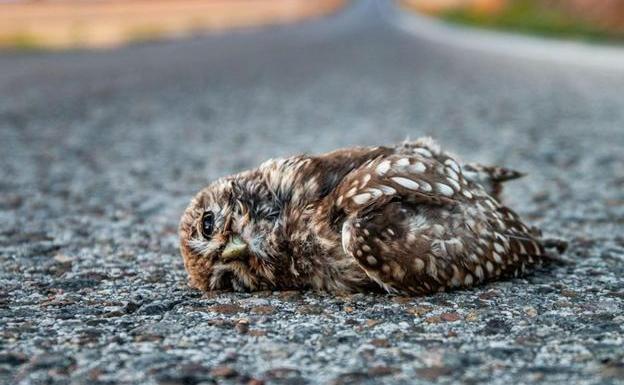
[402,0,624,43]
[0,0,345,51]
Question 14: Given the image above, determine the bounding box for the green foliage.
[0,32,43,51]
[441,0,624,43]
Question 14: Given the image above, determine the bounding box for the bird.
[179,137,566,295]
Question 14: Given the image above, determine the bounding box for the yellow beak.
[221,236,248,262]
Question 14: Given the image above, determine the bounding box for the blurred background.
[2,1,624,385]
[403,0,624,42]
[0,0,345,50]
[1,0,624,49]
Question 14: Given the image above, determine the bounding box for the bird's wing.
[330,153,464,216]
[331,152,549,294]
[397,137,525,201]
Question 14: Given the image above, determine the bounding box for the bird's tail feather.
[462,163,525,200]
[543,238,568,254]
[541,237,571,264]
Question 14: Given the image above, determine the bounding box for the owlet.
[179,138,565,294]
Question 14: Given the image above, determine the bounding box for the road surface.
[1,1,623,384]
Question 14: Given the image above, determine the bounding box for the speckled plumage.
[179,138,565,294]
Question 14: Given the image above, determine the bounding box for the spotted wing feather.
[331,153,464,215]
[333,144,549,294]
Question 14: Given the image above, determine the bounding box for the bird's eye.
[201,211,214,239]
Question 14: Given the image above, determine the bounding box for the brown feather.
[179,138,565,295]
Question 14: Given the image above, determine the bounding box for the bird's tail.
[541,237,570,264]
[543,238,568,254]
[462,163,525,200]
[525,224,569,262]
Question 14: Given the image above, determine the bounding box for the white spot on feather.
[379,185,397,195]
[419,181,433,192]
[409,214,429,231]
[367,188,383,198]
[474,265,484,280]
[413,258,425,272]
[376,160,391,176]
[396,158,410,166]
[435,183,455,197]
[431,224,445,236]
[518,242,527,255]
[414,148,432,157]
[445,159,460,173]
[451,265,461,287]
[445,238,464,255]
[446,168,459,181]
[447,177,461,191]
[431,240,447,257]
[392,263,406,280]
[353,193,372,205]
[392,177,419,190]
[485,199,497,210]
[426,255,438,278]
[408,161,426,173]
[341,223,351,252]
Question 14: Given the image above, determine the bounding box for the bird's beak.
[221,235,249,262]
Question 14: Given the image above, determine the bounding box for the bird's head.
[179,173,283,292]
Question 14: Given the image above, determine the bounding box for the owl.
[179,138,566,294]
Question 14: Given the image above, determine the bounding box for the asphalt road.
[1,1,624,384]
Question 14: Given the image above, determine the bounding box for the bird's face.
[179,174,283,292]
